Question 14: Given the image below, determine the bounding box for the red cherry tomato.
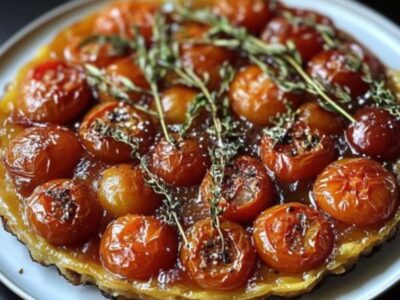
[100,215,178,280]
[346,107,400,159]
[26,179,101,246]
[200,156,275,223]
[19,60,91,124]
[79,102,155,163]
[229,65,304,126]
[4,126,83,196]
[260,122,336,182]
[253,203,334,274]
[313,158,399,227]
[180,218,256,291]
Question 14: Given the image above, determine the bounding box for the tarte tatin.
[0,0,399,299]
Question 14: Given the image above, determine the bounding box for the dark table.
[0,1,399,299]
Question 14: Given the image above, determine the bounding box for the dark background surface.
[0,0,398,299]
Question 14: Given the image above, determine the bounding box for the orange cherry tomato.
[19,60,91,124]
[253,202,334,274]
[180,218,256,291]
[213,0,274,34]
[100,215,178,280]
[149,136,210,186]
[229,65,304,126]
[79,102,155,163]
[200,156,275,223]
[98,164,162,217]
[345,107,400,159]
[26,179,101,246]
[313,158,399,227]
[4,126,83,196]
[260,122,336,182]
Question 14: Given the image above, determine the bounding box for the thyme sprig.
[368,81,400,119]
[79,34,136,55]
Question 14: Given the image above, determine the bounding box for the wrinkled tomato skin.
[260,122,336,182]
[345,107,400,159]
[26,179,101,246]
[149,136,210,186]
[100,215,178,280]
[180,218,256,291]
[99,57,149,102]
[200,156,275,223]
[213,0,274,34]
[229,65,304,126]
[253,203,334,274]
[19,60,91,124]
[298,102,346,136]
[4,126,83,196]
[313,158,399,227]
[98,164,162,217]
[79,102,155,163]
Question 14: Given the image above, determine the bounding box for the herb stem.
[150,82,173,144]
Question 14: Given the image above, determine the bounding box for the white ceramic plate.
[0,0,399,299]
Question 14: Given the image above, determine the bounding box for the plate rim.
[0,0,399,299]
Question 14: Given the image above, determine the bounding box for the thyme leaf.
[79,34,136,56]
[368,81,400,119]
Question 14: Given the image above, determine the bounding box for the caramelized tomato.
[149,136,210,186]
[313,158,398,227]
[4,126,83,195]
[19,60,91,124]
[200,156,275,223]
[180,218,256,291]
[98,164,161,217]
[229,65,303,126]
[26,179,101,246]
[213,0,274,34]
[100,215,178,280]
[260,122,336,182]
[253,203,334,273]
[345,107,400,159]
[79,102,155,163]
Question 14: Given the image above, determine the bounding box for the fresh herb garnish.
[79,34,136,56]
[368,81,400,119]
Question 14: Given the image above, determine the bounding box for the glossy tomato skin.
[4,126,83,196]
[98,164,162,217]
[149,136,210,186]
[229,65,304,126]
[200,156,275,223]
[180,218,257,291]
[19,60,91,124]
[313,158,399,227]
[253,203,334,274]
[26,179,101,246]
[345,107,400,159]
[213,0,274,34]
[79,102,155,163]
[100,215,178,280]
[260,122,336,182]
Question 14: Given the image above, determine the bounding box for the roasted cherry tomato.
[26,179,101,246]
[19,60,91,124]
[346,42,385,78]
[307,49,370,101]
[213,0,274,34]
[200,156,275,223]
[149,135,210,186]
[313,158,399,227]
[180,218,256,291]
[79,102,155,163]
[176,23,236,91]
[345,107,400,159]
[261,9,333,63]
[260,122,336,182]
[100,215,178,280]
[229,65,303,126]
[98,164,161,217]
[253,203,334,274]
[298,102,346,135]
[4,126,83,196]
[94,1,159,42]
[99,57,149,102]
